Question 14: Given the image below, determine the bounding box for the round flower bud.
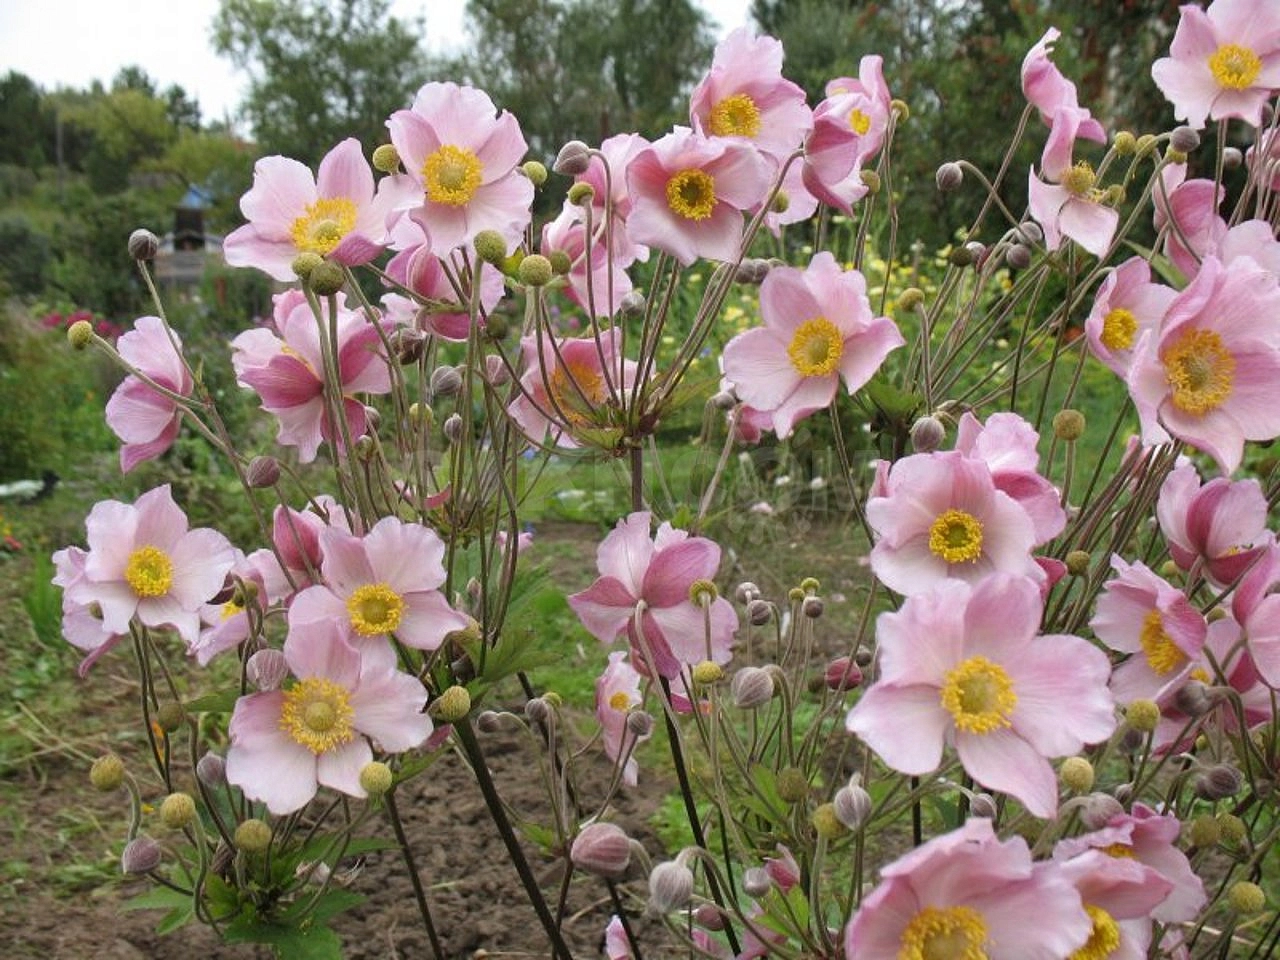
[777,767,809,804]
[854,647,873,667]
[128,228,160,261]
[735,581,760,604]
[969,793,998,819]
[1135,134,1158,157]
[730,667,774,709]
[1165,148,1187,165]
[1059,757,1095,793]
[247,648,289,692]
[691,660,723,686]
[547,249,572,275]
[521,160,548,186]
[571,822,632,878]
[1125,699,1160,733]
[890,98,910,120]
[473,229,507,265]
[359,761,393,796]
[90,753,126,792]
[1080,792,1124,830]
[1113,781,1135,804]
[525,696,552,724]
[689,579,719,607]
[693,904,724,930]
[371,143,401,173]
[859,169,881,194]
[1065,550,1091,576]
[245,455,281,489]
[567,182,595,206]
[948,245,974,268]
[121,835,162,875]
[787,587,806,604]
[1186,813,1220,848]
[626,709,654,738]
[1222,146,1243,170]
[770,190,790,213]
[67,320,94,350]
[1195,764,1243,801]
[553,140,592,176]
[443,413,464,444]
[430,685,472,723]
[710,389,736,410]
[156,702,185,733]
[1217,812,1247,845]
[811,802,848,840]
[833,783,872,830]
[196,752,226,787]
[1228,881,1266,914]
[429,364,463,399]
[1005,244,1032,270]
[476,710,504,734]
[235,818,273,853]
[801,595,824,619]
[734,258,769,285]
[742,867,772,898]
[1053,409,1086,441]
[619,290,647,317]
[1174,680,1213,717]
[935,162,964,192]
[649,859,695,913]
[897,288,926,312]
[747,598,773,626]
[408,402,434,429]
[910,415,946,453]
[518,254,553,287]
[291,251,323,280]
[160,791,197,829]
[1113,131,1137,155]
[353,434,376,461]
[308,260,346,296]
[1169,126,1200,153]
[824,656,863,691]
[1016,221,1044,244]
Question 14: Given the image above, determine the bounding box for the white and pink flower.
[1084,258,1176,379]
[1022,27,1106,140]
[1028,106,1119,257]
[1157,461,1271,586]
[105,316,193,473]
[595,651,650,786]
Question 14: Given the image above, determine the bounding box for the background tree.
[212,0,433,165]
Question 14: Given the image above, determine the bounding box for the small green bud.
[1217,812,1247,845]
[777,767,809,804]
[430,685,472,723]
[897,287,925,312]
[1052,409,1086,441]
[484,312,509,341]
[800,576,820,593]
[567,182,595,206]
[521,160,548,186]
[1126,699,1160,733]
[811,802,848,840]
[859,169,881,194]
[518,254,553,287]
[156,702,185,733]
[787,586,806,603]
[371,143,401,173]
[473,229,507,265]
[1159,559,1181,580]
[1186,813,1220,848]
[688,578,719,606]
[948,245,974,268]
[359,761,394,796]
[90,753,125,792]
[543,690,563,709]
[1065,550,1091,576]
[235,818,273,853]
[1164,148,1188,166]
[548,249,572,275]
[291,251,323,280]
[68,320,94,350]
[160,792,197,830]
[1228,881,1266,914]
[408,402,434,428]
[308,260,346,296]
[770,190,790,213]
[890,99,910,120]
[1113,131,1137,155]
[691,660,723,686]
[1135,134,1158,157]
[1060,756,1095,793]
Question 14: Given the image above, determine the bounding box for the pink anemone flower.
[231,291,392,463]
[625,127,770,266]
[573,133,652,266]
[225,621,431,815]
[866,451,1044,596]
[288,515,470,653]
[569,511,737,681]
[1229,543,1280,687]
[1051,849,1175,960]
[595,651,650,786]
[953,411,1066,544]
[720,252,904,438]
[1022,27,1106,141]
[845,818,1093,960]
[1127,255,1280,475]
[1151,0,1280,130]
[1157,461,1271,586]
[224,138,413,281]
[105,315,193,473]
[1153,167,1226,280]
[387,82,533,252]
[541,205,636,318]
[52,546,124,676]
[382,242,505,340]
[1027,106,1119,257]
[689,27,812,164]
[1084,257,1176,379]
[66,484,236,646]
[847,574,1115,818]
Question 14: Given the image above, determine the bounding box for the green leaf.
[185,689,240,714]
[862,375,921,423]
[222,917,344,960]
[155,902,195,935]
[122,885,191,913]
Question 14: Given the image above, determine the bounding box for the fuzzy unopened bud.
[443,413,464,443]
[128,228,160,260]
[626,709,654,738]
[734,258,769,285]
[1016,221,1043,244]
[308,260,346,295]
[747,598,773,626]
[1113,131,1137,155]
[567,182,595,206]
[824,656,863,691]
[235,818,272,853]
[969,793,998,819]
[1125,699,1160,733]
[1065,550,1091,576]
[547,249,572,275]
[473,229,507,265]
[730,667,774,709]
[619,289,646,317]
[910,415,946,453]
[1228,881,1266,914]
[90,753,125,792]
[247,648,289,692]
[1174,680,1213,716]
[121,835,162,874]
[648,859,694,913]
[430,364,463,399]
[1052,409,1086,441]
[1195,764,1243,800]
[1217,812,1247,845]
[1060,756,1095,793]
[711,389,736,410]
[1186,813,1220,848]
[571,822,632,878]
[1005,244,1032,270]
[430,685,472,723]
[245,455,281,489]
[68,319,94,350]
[777,767,809,804]
[156,702,185,733]
[522,160,548,186]
[554,140,592,176]
[371,143,400,173]
[1222,146,1243,170]
[1169,126,1200,153]
[859,169,881,194]
[160,792,196,829]
[742,867,771,898]
[693,904,724,930]
[935,162,963,192]
[1080,792,1124,830]
[359,761,393,796]
[476,710,503,733]
[833,783,872,830]
[735,581,760,604]
[197,752,226,787]
[525,697,552,724]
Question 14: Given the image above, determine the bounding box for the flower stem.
[385,789,445,960]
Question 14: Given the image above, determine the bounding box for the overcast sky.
[0,0,754,129]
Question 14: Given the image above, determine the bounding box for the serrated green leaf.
[185,689,241,714]
[281,888,365,924]
[122,885,191,913]
[223,917,343,960]
[155,903,195,935]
